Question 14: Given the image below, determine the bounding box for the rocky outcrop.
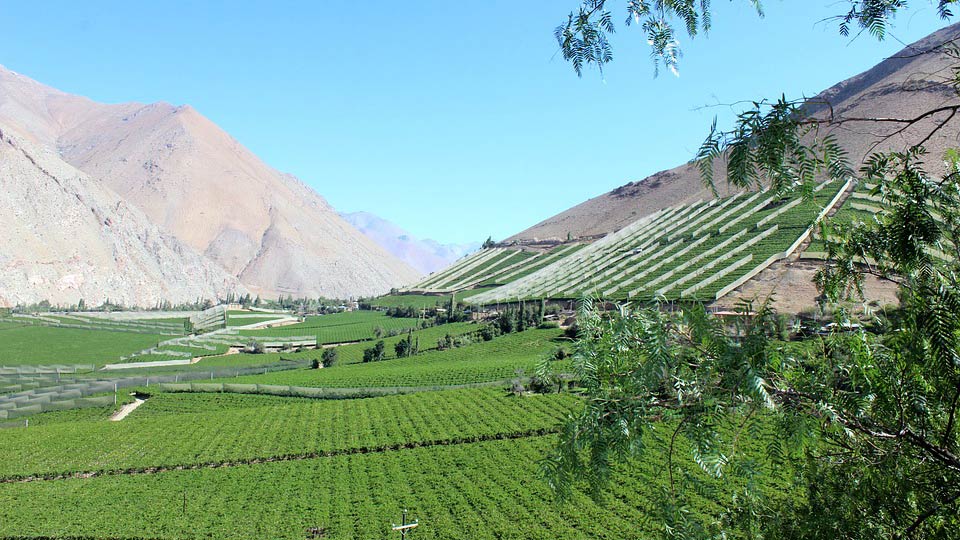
[0,126,245,307]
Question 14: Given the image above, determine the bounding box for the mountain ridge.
[0,65,421,302]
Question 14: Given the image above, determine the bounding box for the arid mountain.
[508,22,960,243]
[341,211,479,275]
[0,125,245,308]
[0,65,420,301]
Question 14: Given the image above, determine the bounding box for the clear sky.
[0,1,951,244]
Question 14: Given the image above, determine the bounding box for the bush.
[538,321,559,329]
[362,341,385,363]
[479,325,497,341]
[553,347,570,361]
[311,358,321,369]
[528,375,553,394]
[321,348,338,368]
[244,340,265,354]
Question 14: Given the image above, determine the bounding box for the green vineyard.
[406,244,585,293]
[468,180,849,303]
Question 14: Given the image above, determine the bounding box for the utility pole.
[391,509,418,539]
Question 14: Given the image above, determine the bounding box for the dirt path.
[109,397,146,422]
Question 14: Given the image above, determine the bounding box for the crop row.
[470,181,845,303]
[240,311,421,343]
[226,328,566,388]
[409,244,584,293]
[0,387,577,479]
[0,423,798,539]
[0,323,164,367]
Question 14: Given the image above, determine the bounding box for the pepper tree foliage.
[556,1,959,77]
[545,1,960,538]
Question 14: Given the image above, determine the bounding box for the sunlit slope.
[469,180,850,304]
[404,244,585,293]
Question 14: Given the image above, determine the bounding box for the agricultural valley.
[2,9,960,540]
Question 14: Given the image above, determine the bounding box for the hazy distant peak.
[341,211,480,275]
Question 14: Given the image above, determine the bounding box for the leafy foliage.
[557,1,957,77]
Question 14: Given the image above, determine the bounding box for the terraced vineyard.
[804,180,957,264]
[469,180,850,304]
[406,244,585,293]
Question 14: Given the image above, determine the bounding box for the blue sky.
[0,1,950,244]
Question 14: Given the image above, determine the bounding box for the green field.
[226,315,289,326]
[227,328,566,388]
[240,311,422,344]
[0,321,163,366]
[0,312,791,539]
[468,181,848,303]
[0,402,794,539]
[0,388,576,479]
[365,287,498,309]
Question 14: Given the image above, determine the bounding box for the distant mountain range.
[341,211,479,275]
[0,65,420,307]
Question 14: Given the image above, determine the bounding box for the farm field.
[468,181,848,304]
[0,321,164,366]
[805,181,956,265]
[0,305,808,539]
[0,388,577,478]
[240,310,422,344]
[0,413,796,539]
[405,244,586,294]
[362,287,496,309]
[226,328,566,388]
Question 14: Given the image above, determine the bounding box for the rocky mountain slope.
[508,22,960,243]
[341,211,479,275]
[0,125,244,307]
[0,66,420,302]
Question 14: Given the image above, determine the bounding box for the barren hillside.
[508,22,960,243]
[0,66,420,300]
[0,125,244,307]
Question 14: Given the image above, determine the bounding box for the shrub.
[538,321,559,329]
[321,348,338,368]
[244,340,265,354]
[479,325,497,341]
[362,341,385,363]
